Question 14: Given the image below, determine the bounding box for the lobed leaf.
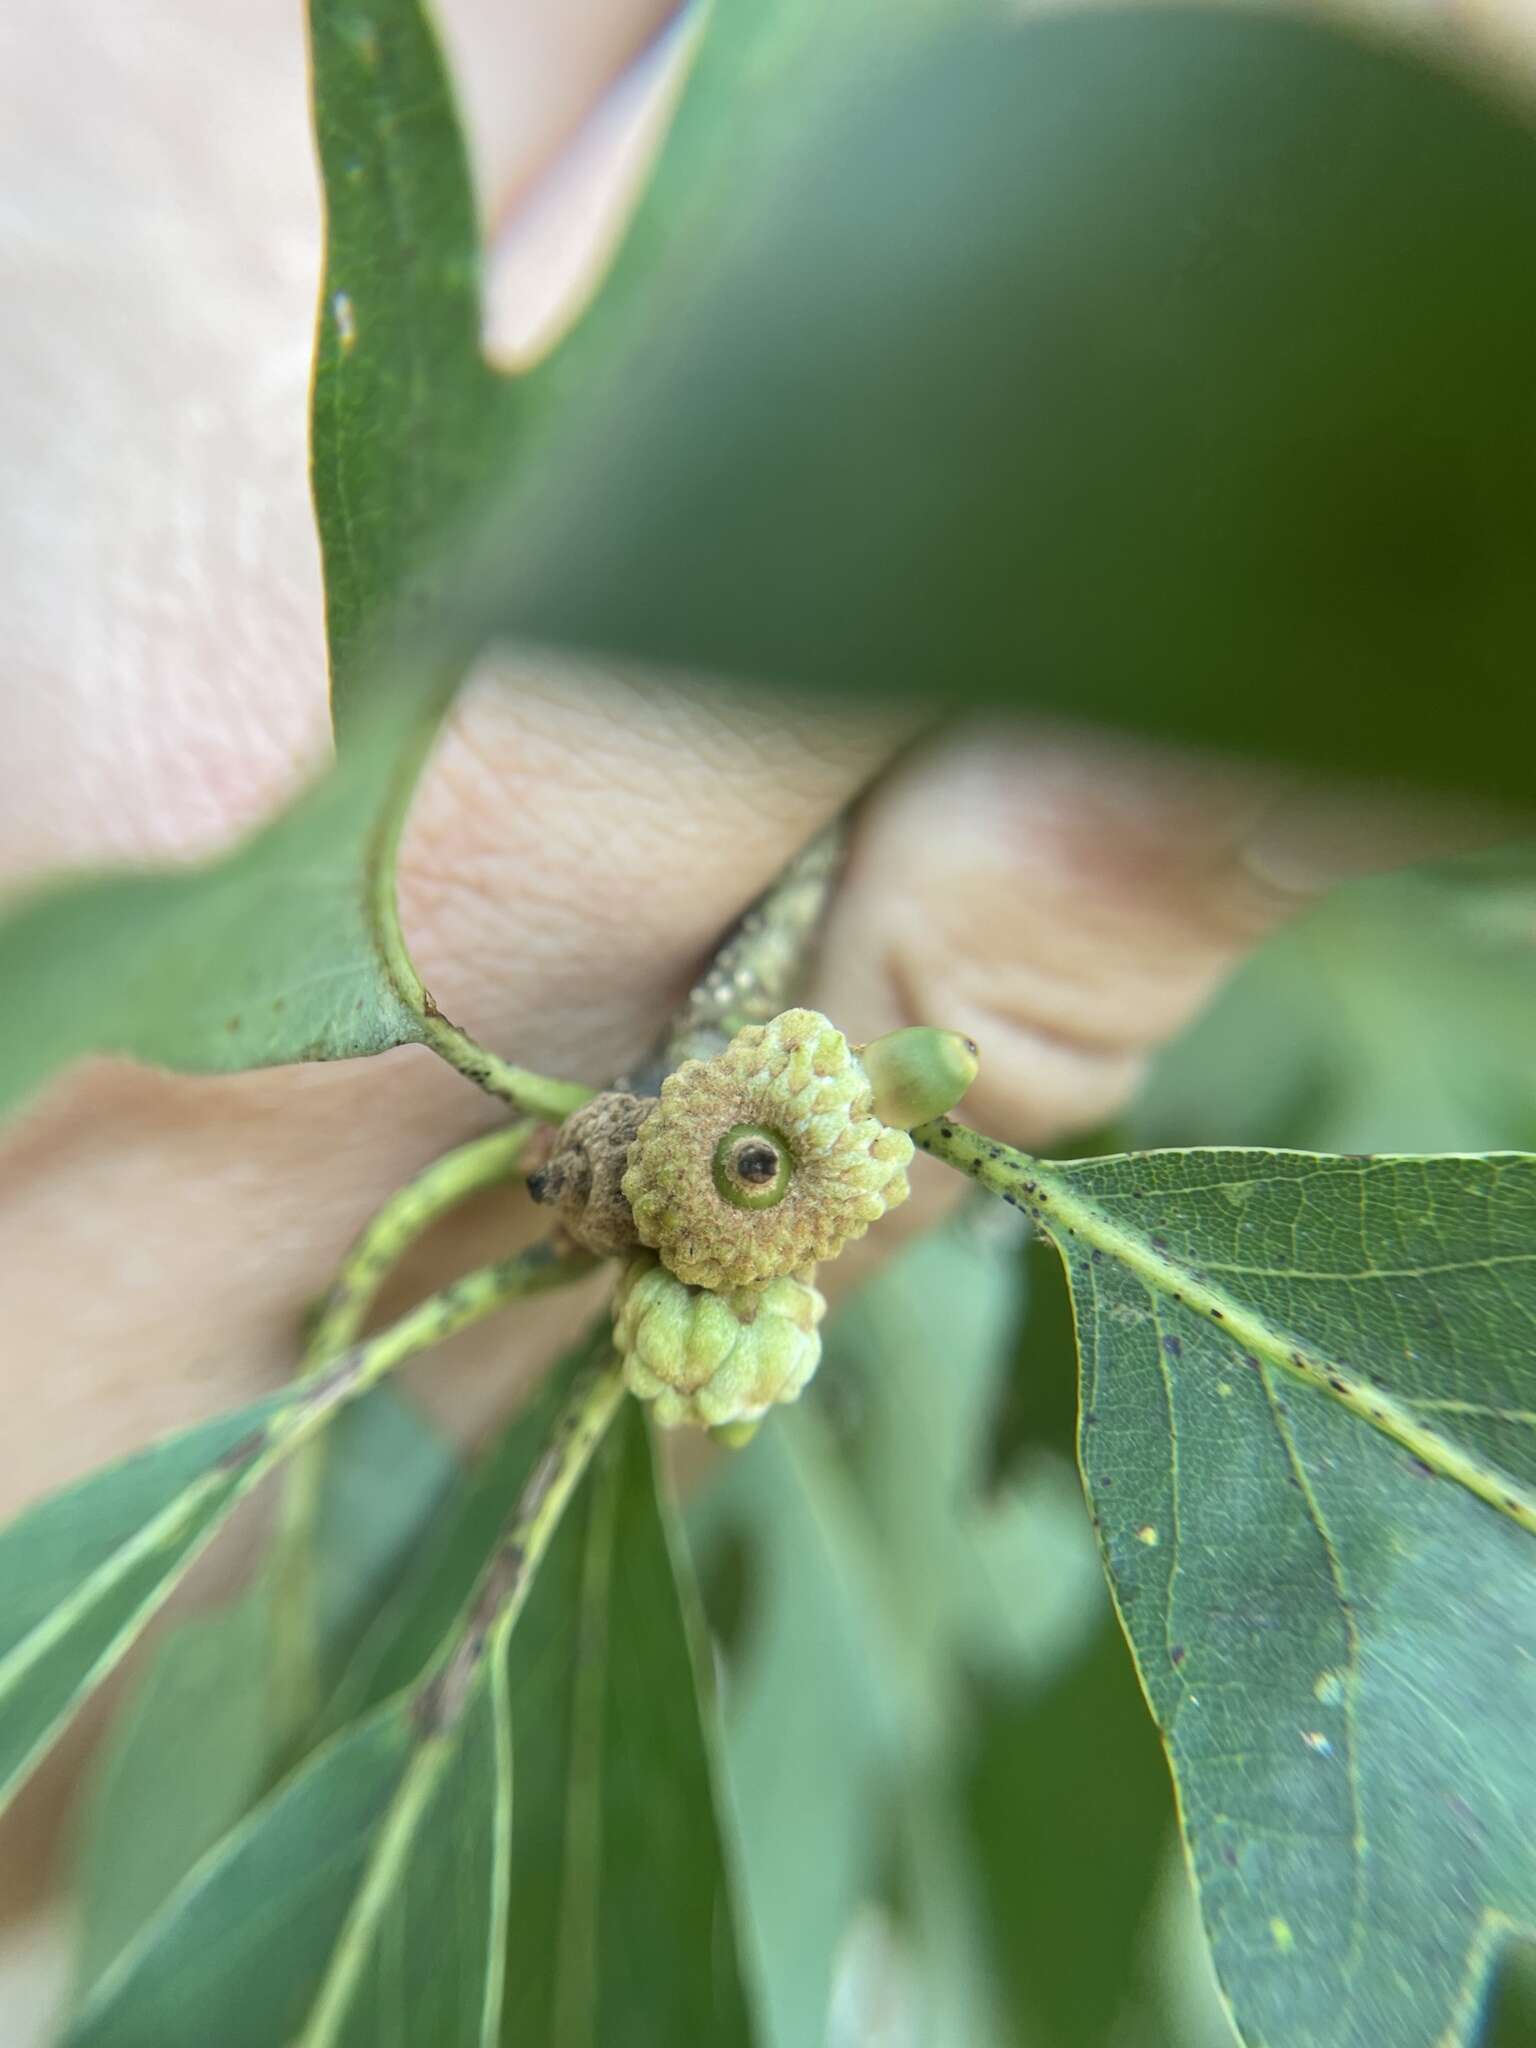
[921,1128,1536,2048]
[13,2,1536,1126]
[0,0,498,1120]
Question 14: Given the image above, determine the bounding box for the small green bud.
[857,1027,980,1130]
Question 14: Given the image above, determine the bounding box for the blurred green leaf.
[70,1388,459,1992]
[500,1404,759,2047]
[71,1591,274,2001]
[0,0,502,1122]
[1486,1943,1536,2047]
[95,1371,761,2048]
[897,1776,1011,2048]
[321,1342,592,1729]
[18,2,1536,1127]
[487,9,1536,809]
[689,1418,905,2048]
[65,1703,420,2048]
[922,1128,1536,2048]
[965,1614,1185,2048]
[0,1268,502,1824]
[0,1388,296,1819]
[297,1655,512,2048]
[1134,870,1536,1157]
[692,1217,1108,2044]
[527,0,1001,421]
[990,1231,1081,1478]
[0,0,989,1129]
[828,1215,1022,1674]
[62,1370,590,2048]
[306,1389,463,1688]
[0,737,424,1122]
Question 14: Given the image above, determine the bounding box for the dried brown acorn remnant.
[613,1254,826,1429]
[526,1091,655,1256]
[622,1008,914,1290]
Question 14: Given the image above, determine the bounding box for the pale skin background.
[0,0,1531,2027]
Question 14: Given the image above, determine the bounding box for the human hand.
[0,0,1513,1939]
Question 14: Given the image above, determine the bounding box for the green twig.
[297,1356,626,2046]
[417,1006,595,1121]
[280,1244,595,1442]
[270,1120,542,1741]
[268,1239,593,1744]
[303,1120,538,1361]
[632,816,846,1089]
[413,1350,626,1732]
[275,815,846,1747]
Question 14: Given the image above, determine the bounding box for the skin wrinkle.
[399,661,903,1050]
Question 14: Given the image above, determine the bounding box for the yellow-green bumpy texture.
[621,1007,914,1289]
[613,1255,827,1428]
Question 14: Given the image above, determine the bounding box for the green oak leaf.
[0,1249,570,1821]
[918,1127,1536,2048]
[64,1703,422,2048]
[0,0,494,1121]
[64,1396,760,2048]
[484,8,1536,810]
[0,0,976,1127]
[69,1388,460,1994]
[499,1403,760,2047]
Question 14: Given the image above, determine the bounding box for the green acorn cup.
[620,1009,979,1291]
[622,1008,912,1290]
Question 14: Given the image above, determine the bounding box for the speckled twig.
[627,816,848,1091]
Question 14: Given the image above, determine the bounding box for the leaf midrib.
[919,1128,1536,1536]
